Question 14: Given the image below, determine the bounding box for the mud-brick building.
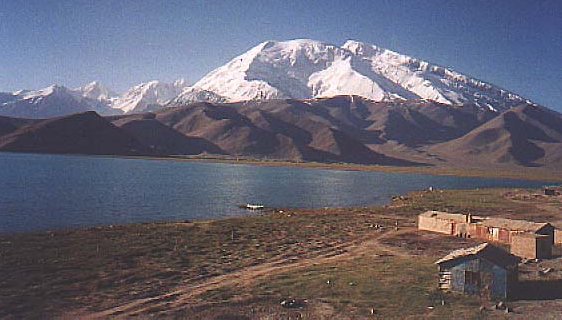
[510,233,552,259]
[474,218,554,245]
[417,211,473,237]
[418,211,555,259]
[418,211,555,245]
[436,243,520,300]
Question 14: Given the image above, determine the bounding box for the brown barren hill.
[0,115,34,136]
[154,97,421,165]
[0,111,151,156]
[429,104,562,167]
[111,113,224,155]
[1,96,562,170]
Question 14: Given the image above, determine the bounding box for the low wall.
[418,216,452,235]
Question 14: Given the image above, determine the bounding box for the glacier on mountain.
[76,81,119,103]
[111,80,188,113]
[185,39,528,112]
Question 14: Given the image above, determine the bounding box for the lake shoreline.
[3,150,561,182]
[166,156,562,182]
[0,151,555,235]
[2,187,562,318]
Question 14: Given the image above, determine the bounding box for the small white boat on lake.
[244,203,265,210]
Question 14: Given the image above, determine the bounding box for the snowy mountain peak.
[44,84,65,93]
[185,39,529,112]
[2,39,534,118]
[111,79,188,113]
[0,84,120,119]
[20,84,71,100]
[342,40,385,56]
[172,87,227,105]
[192,38,351,101]
[77,81,118,102]
[173,78,189,88]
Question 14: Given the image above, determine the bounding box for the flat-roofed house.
[418,211,555,259]
[511,233,552,259]
[475,218,554,245]
[418,211,554,244]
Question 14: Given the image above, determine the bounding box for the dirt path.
[83,229,413,319]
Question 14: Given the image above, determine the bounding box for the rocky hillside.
[429,104,562,167]
[0,96,560,168]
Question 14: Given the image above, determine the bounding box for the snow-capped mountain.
[185,39,529,112]
[0,84,121,119]
[0,79,191,118]
[171,87,227,105]
[2,38,535,119]
[111,80,188,114]
[75,81,118,104]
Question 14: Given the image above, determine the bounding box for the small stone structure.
[436,243,520,300]
[511,233,551,259]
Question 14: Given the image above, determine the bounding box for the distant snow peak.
[173,78,189,88]
[1,38,533,118]
[111,79,189,113]
[173,87,227,105]
[184,38,529,112]
[0,83,121,119]
[77,81,118,102]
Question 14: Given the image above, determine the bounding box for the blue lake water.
[0,152,551,233]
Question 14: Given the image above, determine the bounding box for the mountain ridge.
[429,104,562,167]
[1,96,560,170]
[1,39,538,119]
[186,39,531,112]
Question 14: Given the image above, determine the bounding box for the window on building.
[465,271,480,286]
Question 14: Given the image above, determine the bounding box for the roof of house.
[479,217,551,233]
[419,210,552,233]
[435,243,520,268]
[419,210,467,223]
[511,232,550,239]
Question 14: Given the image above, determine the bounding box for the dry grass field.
[1,187,561,319]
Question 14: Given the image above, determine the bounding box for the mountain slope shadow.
[0,111,151,155]
[115,116,224,155]
[429,104,562,167]
[327,128,422,166]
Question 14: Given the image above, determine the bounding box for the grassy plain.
[1,188,562,319]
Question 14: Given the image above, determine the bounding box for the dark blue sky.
[1,0,561,110]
